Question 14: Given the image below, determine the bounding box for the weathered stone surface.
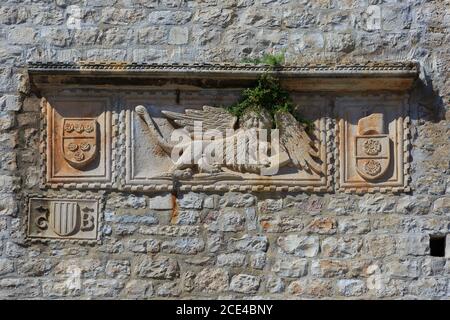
[156,282,181,297]
[0,131,18,149]
[134,256,179,279]
[0,113,15,131]
[266,275,284,294]
[84,279,125,298]
[105,260,131,279]
[194,268,229,293]
[161,237,205,255]
[259,214,304,233]
[177,192,204,209]
[17,258,54,276]
[0,278,41,298]
[364,235,396,258]
[230,274,260,293]
[54,259,104,278]
[337,279,367,297]
[277,234,319,257]
[358,195,396,214]
[0,95,19,112]
[338,217,370,234]
[139,225,200,237]
[245,207,257,231]
[207,209,245,232]
[42,279,81,298]
[107,195,147,209]
[396,196,431,215]
[258,199,282,213]
[287,278,334,297]
[422,257,446,276]
[168,26,189,45]
[409,277,448,297]
[121,280,153,298]
[396,234,429,256]
[182,271,196,292]
[311,259,349,278]
[272,256,308,278]
[8,27,37,45]
[432,197,450,214]
[0,194,17,216]
[148,194,173,210]
[219,193,255,208]
[385,258,421,279]
[216,253,246,267]
[321,236,363,258]
[148,10,192,25]
[306,217,337,234]
[228,235,269,252]
[249,252,266,269]
[0,259,14,276]
[127,239,160,253]
[172,210,200,225]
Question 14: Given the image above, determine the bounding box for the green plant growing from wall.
[226,51,314,131]
[241,51,286,67]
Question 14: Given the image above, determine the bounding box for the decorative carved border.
[118,107,333,193]
[39,90,119,190]
[28,61,418,73]
[335,94,411,194]
[28,62,418,93]
[24,192,104,244]
[118,106,174,192]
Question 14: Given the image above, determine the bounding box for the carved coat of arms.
[33,200,96,237]
[355,113,390,180]
[48,201,79,236]
[62,118,97,169]
[135,105,322,178]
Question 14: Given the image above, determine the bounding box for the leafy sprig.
[241,51,286,67]
[227,52,314,131]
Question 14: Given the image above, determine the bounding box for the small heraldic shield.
[355,113,390,180]
[62,118,97,169]
[49,201,79,236]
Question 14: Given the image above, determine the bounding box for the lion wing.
[275,111,322,175]
[161,105,237,134]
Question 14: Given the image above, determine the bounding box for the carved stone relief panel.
[29,62,417,194]
[336,95,410,193]
[122,91,332,192]
[27,195,101,242]
[42,94,115,188]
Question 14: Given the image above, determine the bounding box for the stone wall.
[0,0,449,299]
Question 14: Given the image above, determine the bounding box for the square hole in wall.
[429,235,446,257]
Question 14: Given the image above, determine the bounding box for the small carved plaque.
[28,197,100,241]
[43,95,114,188]
[336,95,410,193]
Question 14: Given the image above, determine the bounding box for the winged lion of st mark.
[135,105,322,178]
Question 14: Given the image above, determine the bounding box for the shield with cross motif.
[62,118,97,169]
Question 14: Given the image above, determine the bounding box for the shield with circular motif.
[62,118,97,169]
[355,134,390,180]
[49,201,79,236]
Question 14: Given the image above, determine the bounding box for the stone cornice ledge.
[28,61,419,92]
